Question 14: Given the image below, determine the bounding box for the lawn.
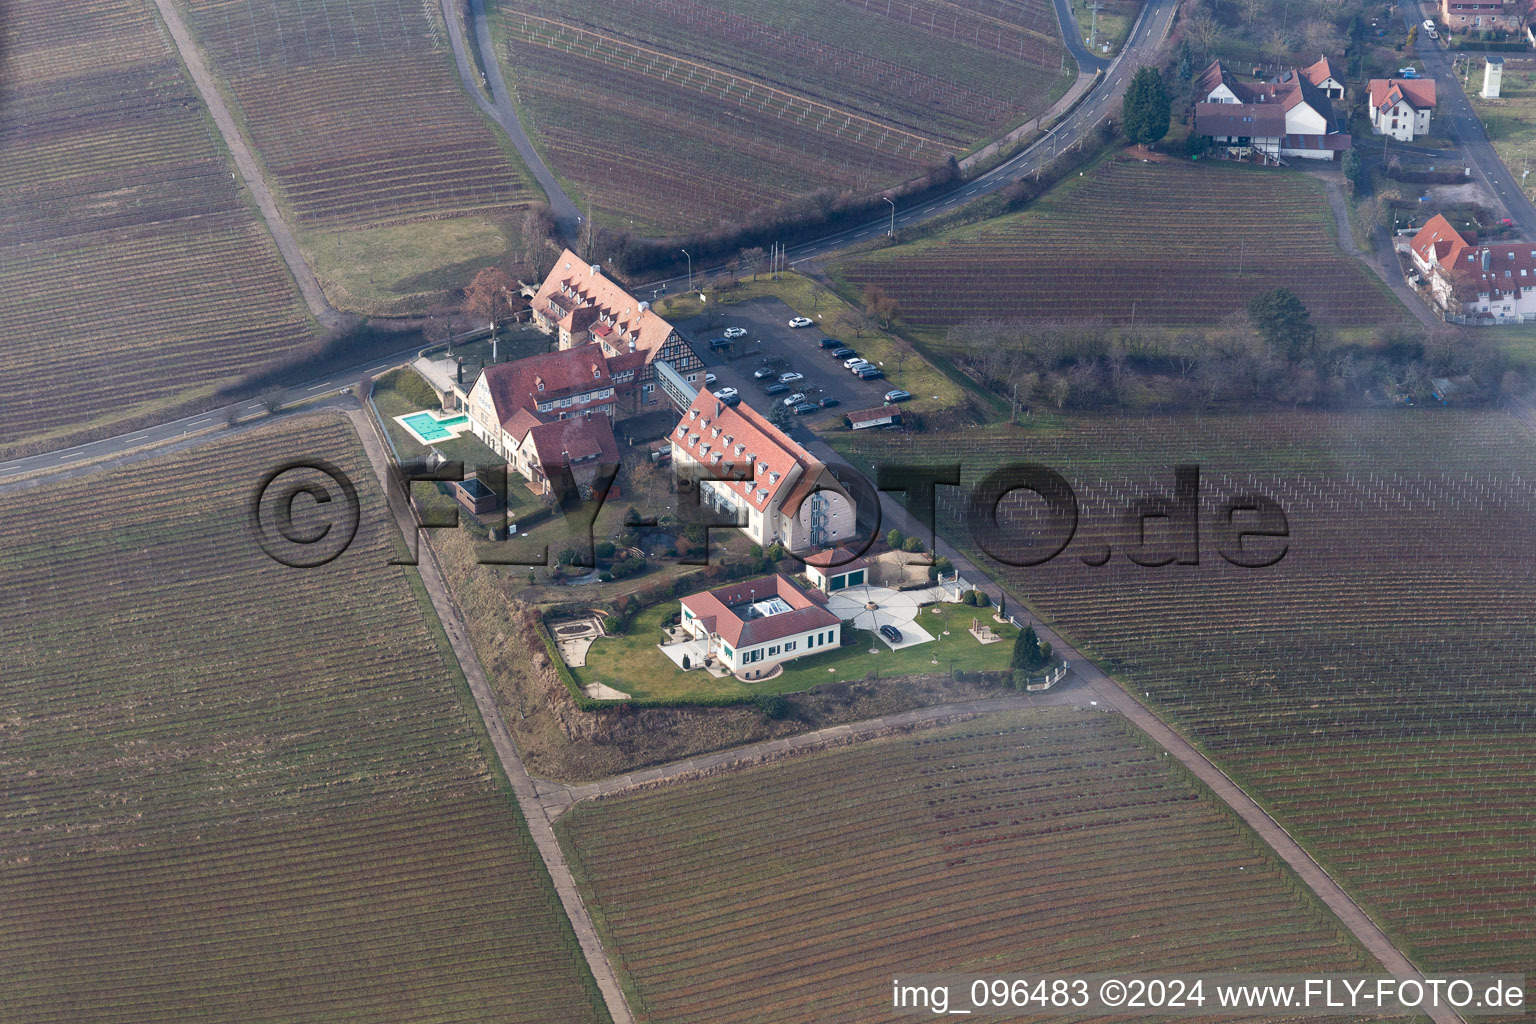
[0,415,609,1023]
[834,409,1536,983]
[1469,62,1536,207]
[571,599,1018,701]
[655,271,971,417]
[486,0,1070,233]
[1070,0,1139,57]
[556,708,1392,1023]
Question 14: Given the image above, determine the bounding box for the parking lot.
[674,297,900,430]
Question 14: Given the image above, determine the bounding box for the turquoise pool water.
[400,411,468,443]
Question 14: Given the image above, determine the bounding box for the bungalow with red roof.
[1193,59,1350,161]
[530,249,705,407]
[1368,78,1436,142]
[678,575,841,678]
[670,390,857,551]
[462,345,627,497]
[1409,213,1536,321]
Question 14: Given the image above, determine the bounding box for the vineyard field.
[0,416,609,1024]
[0,0,317,452]
[488,0,1070,232]
[836,159,1410,329]
[557,709,1393,1024]
[834,410,1536,982]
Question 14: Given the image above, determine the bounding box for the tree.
[1177,39,1195,81]
[463,267,518,338]
[768,398,793,432]
[1011,625,1052,675]
[258,385,286,414]
[862,284,901,328]
[1187,13,1220,58]
[1341,148,1368,193]
[1122,66,1171,147]
[886,528,904,549]
[1247,287,1316,361]
[739,246,766,280]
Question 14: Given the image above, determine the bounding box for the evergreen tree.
[1121,66,1171,147]
[1247,287,1317,360]
[1011,625,1051,675]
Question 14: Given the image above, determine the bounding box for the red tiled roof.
[1369,78,1436,112]
[671,390,818,512]
[1412,214,1536,301]
[1195,101,1288,138]
[843,406,901,426]
[1301,55,1341,88]
[1411,214,1470,266]
[532,248,675,358]
[804,546,869,572]
[480,346,619,429]
[680,575,839,649]
[524,414,620,470]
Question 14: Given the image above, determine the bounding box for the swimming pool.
[396,410,469,445]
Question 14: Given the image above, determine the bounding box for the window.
[784,640,796,652]
[768,645,780,656]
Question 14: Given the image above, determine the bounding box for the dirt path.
[1313,172,1441,329]
[345,408,633,1024]
[535,688,1100,819]
[148,0,351,331]
[440,0,581,241]
[798,435,1465,1024]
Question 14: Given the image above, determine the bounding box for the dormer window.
[769,471,780,484]
[758,461,768,475]
[734,443,745,455]
[537,380,544,391]
[711,427,721,438]
[688,408,698,419]
[593,366,601,378]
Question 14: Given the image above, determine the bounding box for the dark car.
[763,382,790,395]
[879,624,904,643]
[858,366,884,380]
[818,396,841,408]
[752,366,777,380]
[793,402,818,415]
[818,337,842,349]
[708,336,733,350]
[831,347,856,359]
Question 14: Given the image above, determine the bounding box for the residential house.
[1440,0,1521,32]
[529,249,705,408]
[670,390,857,551]
[462,346,628,497]
[1194,59,1351,161]
[1408,213,1536,321]
[1367,78,1437,141]
[678,575,842,679]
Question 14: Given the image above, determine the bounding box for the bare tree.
[463,268,518,339]
[739,246,766,280]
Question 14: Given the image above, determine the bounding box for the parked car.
[1398,66,1418,78]
[843,356,868,369]
[712,386,738,399]
[788,316,814,328]
[752,366,777,380]
[858,366,885,380]
[830,347,857,359]
[884,389,912,404]
[879,624,904,643]
[763,382,790,395]
[793,402,818,415]
[818,337,842,349]
[722,326,747,338]
[778,371,804,384]
[818,396,841,408]
[708,336,734,350]
[705,372,717,385]
[848,360,873,374]
[782,393,806,406]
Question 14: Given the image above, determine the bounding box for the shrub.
[902,536,924,553]
[886,528,904,549]
[753,693,791,719]
[973,590,990,608]
[595,540,617,559]
[390,369,441,409]
[962,590,977,605]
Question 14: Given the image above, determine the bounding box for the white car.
[847,360,873,373]
[778,371,804,384]
[712,387,739,400]
[722,327,747,338]
[705,372,717,385]
[843,356,867,369]
[1422,18,1435,30]
[788,316,814,328]
[781,393,807,406]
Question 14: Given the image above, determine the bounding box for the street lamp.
[680,249,692,291]
[884,196,895,236]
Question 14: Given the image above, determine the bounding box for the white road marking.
[307,382,329,391]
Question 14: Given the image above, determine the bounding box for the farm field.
[834,410,1536,982]
[176,0,542,312]
[0,0,317,453]
[0,416,609,1024]
[557,708,1392,1024]
[487,0,1071,233]
[835,159,1410,330]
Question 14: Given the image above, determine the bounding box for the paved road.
[0,350,417,486]
[1402,9,1536,237]
[347,406,634,1024]
[534,688,1104,819]
[440,0,581,242]
[1053,0,1111,72]
[148,0,351,331]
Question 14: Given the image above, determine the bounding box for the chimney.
[589,263,601,276]
[638,300,650,312]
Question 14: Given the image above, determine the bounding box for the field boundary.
[146,0,349,330]
[345,406,633,1024]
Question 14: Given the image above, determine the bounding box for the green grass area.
[1469,64,1536,207]
[571,599,1018,700]
[0,415,610,1024]
[556,708,1394,1023]
[301,216,526,316]
[655,271,970,416]
[833,409,1536,981]
[1070,0,1136,57]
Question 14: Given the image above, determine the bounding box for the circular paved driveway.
[824,585,933,649]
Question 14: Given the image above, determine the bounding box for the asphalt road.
[1401,6,1536,238]
[1053,0,1112,73]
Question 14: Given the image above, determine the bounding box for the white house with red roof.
[529,249,705,407]
[670,391,857,551]
[678,575,841,678]
[1193,59,1350,161]
[1439,0,1521,32]
[1409,213,1536,321]
[1368,78,1436,141]
[462,346,626,496]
